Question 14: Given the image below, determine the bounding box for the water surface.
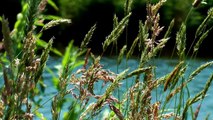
[1,57,212,119]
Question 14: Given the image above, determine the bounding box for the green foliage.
[58,0,91,18]
[36,39,63,56]
[63,101,81,120]
[0,0,212,120]
[182,73,213,119]
[47,0,59,11]
[0,0,82,119]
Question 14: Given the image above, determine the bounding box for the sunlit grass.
[0,0,213,120]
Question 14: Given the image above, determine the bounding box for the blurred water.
[0,56,212,119]
[99,57,213,120]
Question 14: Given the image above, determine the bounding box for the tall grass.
[0,0,213,120]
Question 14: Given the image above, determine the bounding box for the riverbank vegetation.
[0,0,213,119]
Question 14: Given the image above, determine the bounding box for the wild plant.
[0,0,72,119]
[65,0,213,119]
[0,0,212,120]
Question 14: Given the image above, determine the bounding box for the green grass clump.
[0,0,213,119]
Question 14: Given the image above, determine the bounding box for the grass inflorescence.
[0,0,213,120]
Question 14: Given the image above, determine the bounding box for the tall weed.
[0,0,212,120]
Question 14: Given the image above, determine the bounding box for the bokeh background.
[0,0,213,58]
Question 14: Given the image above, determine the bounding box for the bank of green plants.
[58,0,213,28]
[0,0,213,120]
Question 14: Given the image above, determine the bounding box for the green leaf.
[36,39,63,56]
[53,77,60,89]
[50,48,63,56]
[36,39,48,47]
[42,15,62,20]
[35,111,47,120]
[47,0,59,11]
[46,67,59,89]
[72,60,84,69]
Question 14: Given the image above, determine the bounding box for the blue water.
[0,57,213,119]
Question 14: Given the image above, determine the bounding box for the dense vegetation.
[0,0,213,119]
[56,0,213,57]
